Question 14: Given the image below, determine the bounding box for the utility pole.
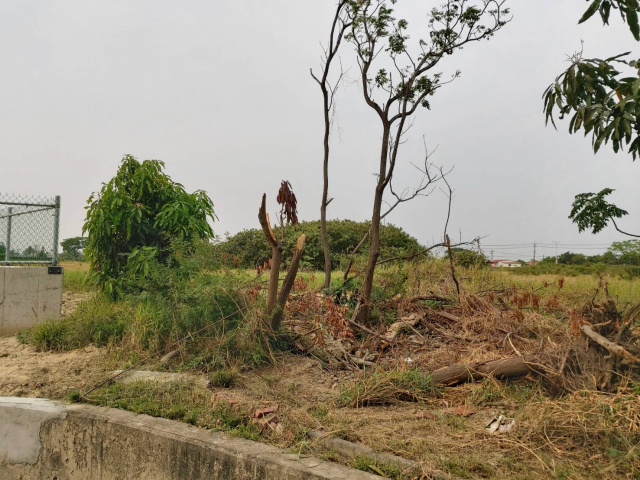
[490,250,494,260]
[533,242,537,262]
[553,241,559,264]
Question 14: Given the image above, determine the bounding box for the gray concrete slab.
[0,398,382,480]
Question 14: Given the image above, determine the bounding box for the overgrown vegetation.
[23,243,275,371]
[215,220,423,272]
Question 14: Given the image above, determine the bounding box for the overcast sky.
[1,0,638,261]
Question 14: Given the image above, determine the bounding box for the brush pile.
[286,278,640,395]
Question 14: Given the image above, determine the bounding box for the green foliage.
[86,380,256,437]
[545,1,640,158]
[579,0,640,40]
[83,155,215,297]
[22,242,274,372]
[543,52,640,158]
[60,236,87,261]
[569,188,630,234]
[609,239,640,264]
[21,294,131,351]
[216,220,423,270]
[62,270,92,293]
[451,248,487,268]
[345,0,508,113]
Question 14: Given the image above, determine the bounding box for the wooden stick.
[581,324,640,364]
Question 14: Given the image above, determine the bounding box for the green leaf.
[579,0,602,24]
[627,0,640,40]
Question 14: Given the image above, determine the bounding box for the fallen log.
[430,355,546,386]
[581,324,640,364]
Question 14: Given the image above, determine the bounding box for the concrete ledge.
[0,266,63,336]
[0,398,380,480]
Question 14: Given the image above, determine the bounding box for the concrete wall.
[0,398,380,480]
[0,267,63,336]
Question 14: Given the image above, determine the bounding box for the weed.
[85,380,257,436]
[210,368,239,388]
[338,368,438,407]
[18,321,69,350]
[350,455,404,479]
[309,404,329,419]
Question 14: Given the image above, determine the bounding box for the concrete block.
[0,397,66,464]
[0,398,381,480]
[0,267,63,336]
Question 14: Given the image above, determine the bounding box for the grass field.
[18,260,640,479]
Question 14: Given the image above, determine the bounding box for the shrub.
[83,155,216,297]
[215,220,423,271]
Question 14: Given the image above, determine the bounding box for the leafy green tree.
[608,239,640,264]
[60,236,88,260]
[83,155,216,297]
[544,1,640,237]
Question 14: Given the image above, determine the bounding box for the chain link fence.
[0,194,61,266]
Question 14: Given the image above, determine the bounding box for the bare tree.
[343,0,509,323]
[311,1,351,289]
[341,142,450,283]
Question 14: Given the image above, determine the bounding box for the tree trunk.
[258,194,282,316]
[358,123,390,324]
[358,186,383,323]
[272,234,306,330]
[320,88,332,289]
[430,355,546,386]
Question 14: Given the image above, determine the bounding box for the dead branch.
[382,313,422,342]
[445,234,460,296]
[580,324,640,364]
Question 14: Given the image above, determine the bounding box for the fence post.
[5,207,12,263]
[52,196,61,266]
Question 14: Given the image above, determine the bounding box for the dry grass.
[15,259,639,479]
[59,260,90,272]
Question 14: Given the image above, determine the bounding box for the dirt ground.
[0,292,109,399]
[2,277,638,479]
[0,337,108,398]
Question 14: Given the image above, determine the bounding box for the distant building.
[489,259,522,268]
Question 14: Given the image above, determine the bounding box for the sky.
[1,0,638,262]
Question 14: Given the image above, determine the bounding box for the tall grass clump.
[338,368,438,407]
[62,269,92,293]
[21,293,132,351]
[22,240,273,369]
